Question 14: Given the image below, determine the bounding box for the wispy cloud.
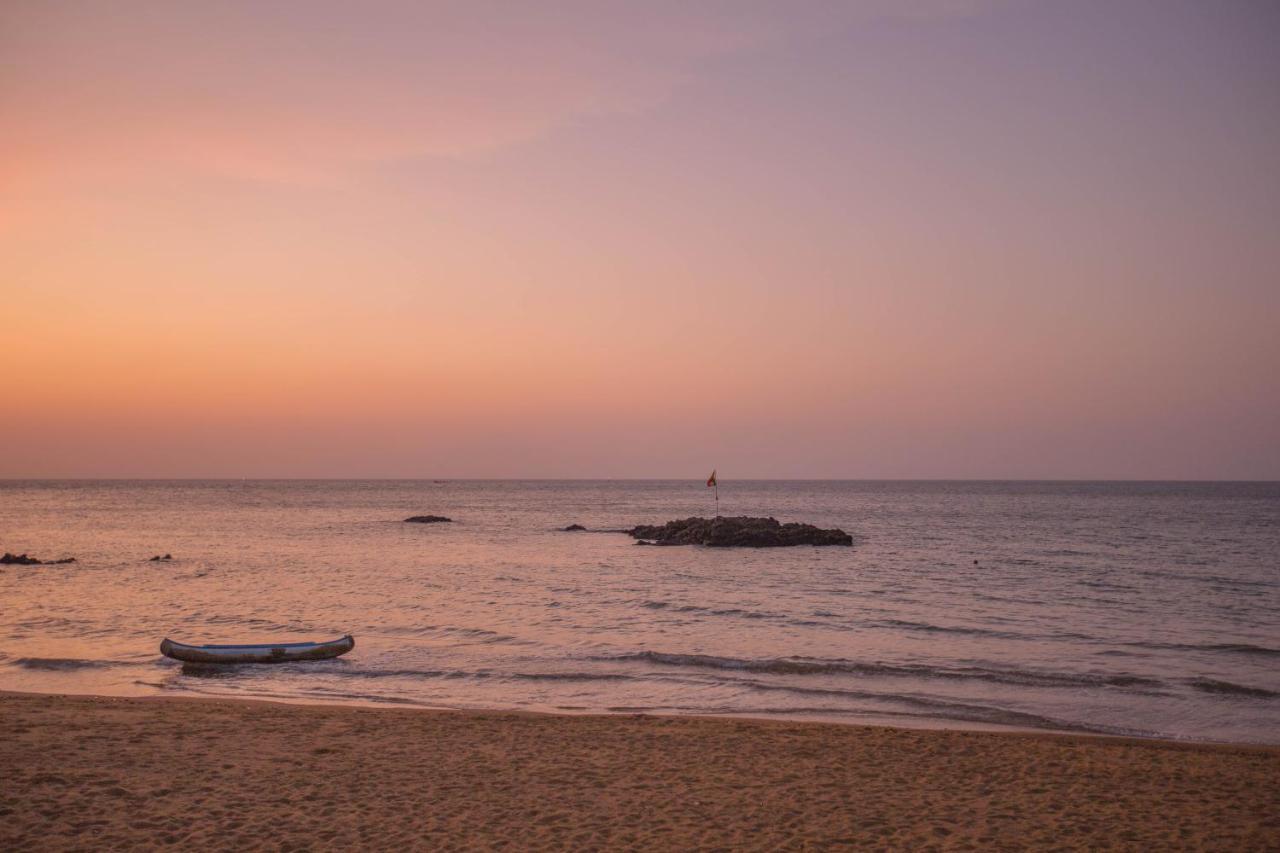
[2,0,1001,186]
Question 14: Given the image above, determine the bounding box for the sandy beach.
[2,692,1277,851]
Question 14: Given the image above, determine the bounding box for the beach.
[8,1,1278,848]
[3,692,1277,851]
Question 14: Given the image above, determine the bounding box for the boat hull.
[160,635,354,664]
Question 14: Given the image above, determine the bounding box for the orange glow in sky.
[2,1,1278,478]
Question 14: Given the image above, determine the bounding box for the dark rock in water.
[627,516,853,548]
[405,515,452,524]
[562,524,587,531]
[149,554,173,562]
[1,553,76,565]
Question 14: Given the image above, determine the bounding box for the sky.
[2,0,1278,479]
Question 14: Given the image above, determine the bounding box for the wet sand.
[2,692,1277,851]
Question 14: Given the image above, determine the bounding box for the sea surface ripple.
[1,480,1277,743]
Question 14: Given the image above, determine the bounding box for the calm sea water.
[1,480,1277,743]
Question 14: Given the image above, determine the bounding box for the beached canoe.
[160,635,354,664]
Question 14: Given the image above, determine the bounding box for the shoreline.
[8,686,1280,753]
[2,684,1273,749]
[4,691,1277,850]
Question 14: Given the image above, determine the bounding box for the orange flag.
[707,470,717,487]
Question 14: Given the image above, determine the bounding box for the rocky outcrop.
[405,515,452,524]
[2,553,76,565]
[149,554,173,561]
[562,524,587,531]
[628,516,852,548]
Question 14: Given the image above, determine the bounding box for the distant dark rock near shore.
[404,515,452,524]
[2,553,77,565]
[562,524,587,531]
[628,516,853,548]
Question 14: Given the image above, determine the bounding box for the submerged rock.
[149,554,173,562]
[627,516,852,548]
[404,515,452,524]
[1,553,76,565]
[562,524,587,531]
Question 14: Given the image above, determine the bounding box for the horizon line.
[3,477,1278,484]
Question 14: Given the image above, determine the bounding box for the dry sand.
[2,692,1277,851]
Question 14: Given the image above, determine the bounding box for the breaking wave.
[1186,678,1278,699]
[598,651,1163,691]
[638,600,785,621]
[1127,642,1280,657]
[12,657,146,671]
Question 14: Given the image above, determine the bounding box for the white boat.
[160,634,354,664]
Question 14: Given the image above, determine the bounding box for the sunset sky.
[3,0,1277,479]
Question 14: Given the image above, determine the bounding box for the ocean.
[1,480,1277,743]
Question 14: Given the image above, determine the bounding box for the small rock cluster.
[628,516,852,548]
[1,553,76,565]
